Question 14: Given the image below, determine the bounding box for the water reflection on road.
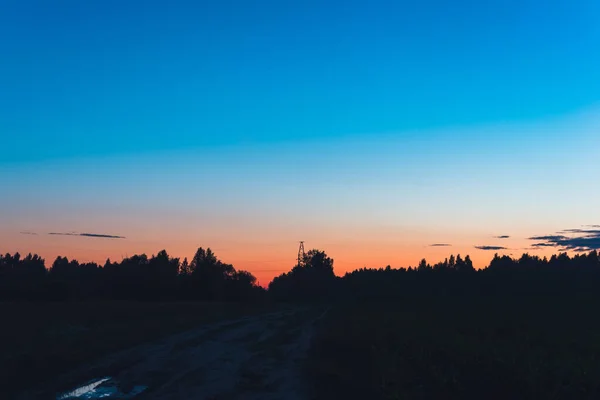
[56,377,147,399]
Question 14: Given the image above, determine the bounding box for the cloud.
[528,227,600,252]
[20,231,38,235]
[529,235,568,241]
[80,233,126,239]
[561,229,600,235]
[430,243,451,247]
[494,235,510,239]
[475,245,507,251]
[49,232,125,239]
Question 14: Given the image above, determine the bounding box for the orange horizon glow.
[1,232,570,286]
[2,110,598,285]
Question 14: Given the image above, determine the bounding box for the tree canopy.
[2,247,600,302]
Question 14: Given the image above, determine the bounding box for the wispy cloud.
[430,243,451,247]
[81,233,126,239]
[494,235,510,239]
[20,231,38,235]
[49,232,125,239]
[528,227,600,251]
[561,228,600,235]
[475,245,507,251]
[529,235,568,241]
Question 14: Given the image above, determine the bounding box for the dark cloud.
[561,229,600,235]
[430,243,451,247]
[494,235,510,239]
[49,232,125,239]
[528,235,568,241]
[81,233,126,239]
[528,228,600,252]
[20,231,38,235]
[475,246,507,251]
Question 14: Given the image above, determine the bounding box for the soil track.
[28,307,328,400]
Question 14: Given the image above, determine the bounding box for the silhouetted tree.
[269,249,337,301]
[0,252,46,299]
[3,246,600,303]
[0,247,267,301]
[179,257,190,275]
[418,258,432,272]
[178,247,262,301]
[464,255,474,271]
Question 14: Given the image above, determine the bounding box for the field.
[307,295,600,400]
[0,301,273,398]
[6,296,600,399]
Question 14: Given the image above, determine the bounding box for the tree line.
[269,250,600,301]
[1,247,600,301]
[0,248,264,301]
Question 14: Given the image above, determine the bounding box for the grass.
[0,301,272,399]
[307,295,600,400]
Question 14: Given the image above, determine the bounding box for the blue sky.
[1,0,599,280]
[2,0,599,161]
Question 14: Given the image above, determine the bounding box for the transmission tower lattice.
[297,241,305,267]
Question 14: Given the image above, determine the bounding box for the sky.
[1,0,599,284]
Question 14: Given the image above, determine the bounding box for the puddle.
[57,377,147,399]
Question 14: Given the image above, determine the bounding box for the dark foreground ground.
[1,302,282,399]
[309,295,600,400]
[6,296,600,399]
[5,303,328,400]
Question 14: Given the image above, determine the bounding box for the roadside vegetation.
[308,296,600,400]
[302,251,600,400]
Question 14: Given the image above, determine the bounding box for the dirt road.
[33,307,328,400]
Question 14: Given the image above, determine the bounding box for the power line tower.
[297,241,305,267]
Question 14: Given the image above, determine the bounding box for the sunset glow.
[1,1,599,284]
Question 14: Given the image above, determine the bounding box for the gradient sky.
[1,0,599,284]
